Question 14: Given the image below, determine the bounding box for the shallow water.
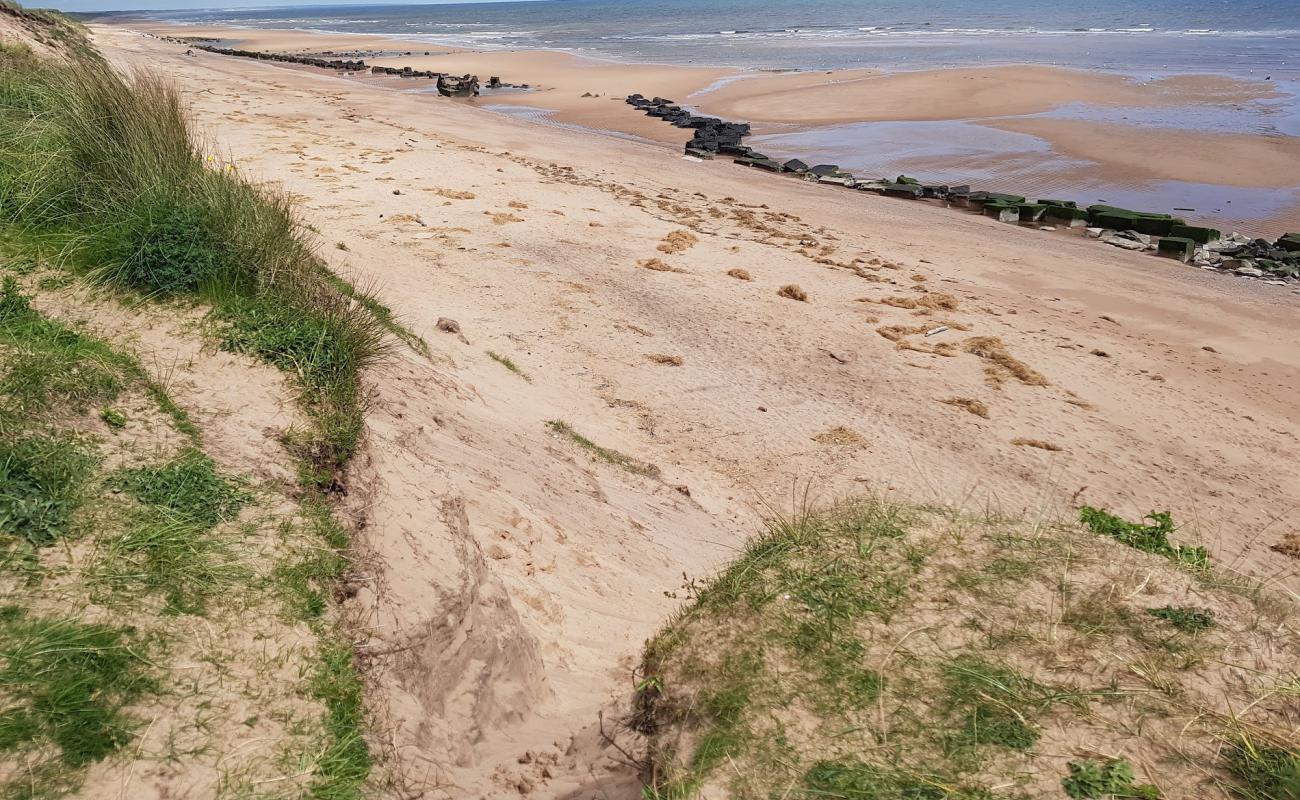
[747,119,1300,236]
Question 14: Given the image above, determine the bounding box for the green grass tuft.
[1146,605,1214,633]
[0,276,132,422]
[94,510,243,616]
[940,658,1050,756]
[0,610,154,773]
[1079,507,1208,569]
[111,448,248,528]
[1226,736,1300,800]
[803,760,994,800]
[545,419,660,478]
[308,639,371,799]
[487,350,531,381]
[0,432,98,547]
[1062,759,1161,799]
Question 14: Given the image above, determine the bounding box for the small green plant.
[545,419,660,478]
[0,433,98,546]
[1146,605,1214,633]
[488,350,531,381]
[111,448,248,528]
[941,658,1048,755]
[1063,758,1161,799]
[95,510,242,616]
[1226,735,1300,800]
[0,609,154,776]
[0,277,132,420]
[100,407,127,430]
[1079,507,1208,569]
[803,760,992,799]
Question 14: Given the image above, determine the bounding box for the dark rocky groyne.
[163,38,530,90]
[627,93,1300,285]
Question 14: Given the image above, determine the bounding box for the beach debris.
[925,326,950,337]
[1100,230,1151,251]
[436,317,461,334]
[939,397,990,418]
[726,268,752,281]
[436,74,480,97]
[777,284,808,302]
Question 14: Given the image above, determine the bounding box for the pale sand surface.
[96,24,1300,799]
[984,117,1300,189]
[696,64,1279,124]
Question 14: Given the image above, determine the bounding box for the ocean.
[139,0,1300,77]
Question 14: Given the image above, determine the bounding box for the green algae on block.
[1017,204,1048,222]
[1157,236,1196,263]
[1168,224,1221,244]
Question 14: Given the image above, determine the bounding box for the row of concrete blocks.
[625,95,752,155]
[196,45,366,72]
[621,91,1297,271]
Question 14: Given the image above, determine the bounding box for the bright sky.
[45,0,531,13]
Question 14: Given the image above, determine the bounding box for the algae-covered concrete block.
[1168,224,1220,244]
[1157,236,1196,263]
[896,175,920,185]
[883,183,924,199]
[984,203,1020,223]
[1017,204,1047,222]
[1044,206,1090,227]
[1039,199,1077,209]
[1132,216,1183,236]
[1277,235,1300,252]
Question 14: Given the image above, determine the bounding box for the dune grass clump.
[487,349,531,381]
[636,497,1299,799]
[0,39,376,796]
[0,44,394,475]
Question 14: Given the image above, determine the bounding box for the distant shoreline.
[109,19,1300,237]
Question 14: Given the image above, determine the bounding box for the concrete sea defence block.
[1157,236,1196,263]
[896,174,920,185]
[1044,206,1089,226]
[984,202,1020,223]
[1017,204,1047,222]
[883,183,924,199]
[1277,234,1300,252]
[1168,224,1221,244]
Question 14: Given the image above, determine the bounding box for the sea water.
[134,0,1300,77]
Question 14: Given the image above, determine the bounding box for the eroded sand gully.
[96,26,1300,799]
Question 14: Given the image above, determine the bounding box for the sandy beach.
[70,19,1300,799]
